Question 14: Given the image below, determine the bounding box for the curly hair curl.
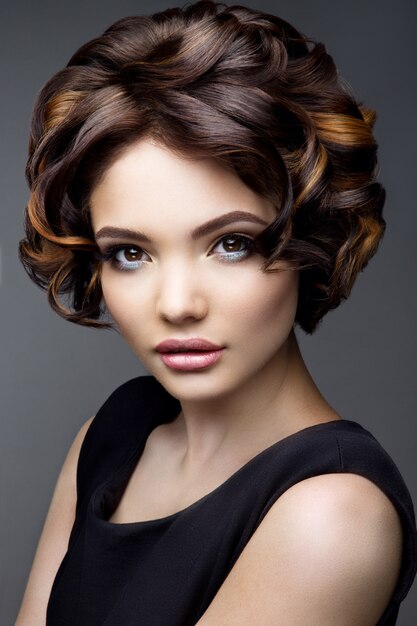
[19,0,385,333]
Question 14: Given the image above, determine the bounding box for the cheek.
[218,268,299,334]
[100,272,149,335]
[100,265,299,347]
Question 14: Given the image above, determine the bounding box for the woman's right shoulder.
[87,375,176,430]
[76,375,180,501]
[81,375,164,446]
[15,376,169,625]
[80,374,176,445]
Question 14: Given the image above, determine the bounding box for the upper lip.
[155,338,223,353]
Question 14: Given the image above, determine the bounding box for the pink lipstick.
[155,338,224,371]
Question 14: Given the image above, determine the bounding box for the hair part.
[19,0,385,333]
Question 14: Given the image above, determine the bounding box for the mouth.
[155,338,224,371]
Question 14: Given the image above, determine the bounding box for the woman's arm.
[14,417,94,626]
[197,473,403,626]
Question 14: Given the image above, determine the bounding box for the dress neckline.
[91,416,367,529]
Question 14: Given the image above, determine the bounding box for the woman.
[16,1,416,624]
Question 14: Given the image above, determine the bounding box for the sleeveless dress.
[46,376,417,625]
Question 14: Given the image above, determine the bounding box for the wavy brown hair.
[19,0,385,333]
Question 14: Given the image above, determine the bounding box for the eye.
[210,234,255,263]
[98,245,151,272]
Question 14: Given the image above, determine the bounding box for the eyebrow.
[95,210,269,243]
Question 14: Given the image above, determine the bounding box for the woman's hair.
[19,0,385,333]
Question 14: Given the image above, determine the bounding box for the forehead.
[89,138,277,234]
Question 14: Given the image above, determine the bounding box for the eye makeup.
[96,245,150,271]
[96,232,259,273]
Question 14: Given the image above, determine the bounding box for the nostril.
[157,292,208,324]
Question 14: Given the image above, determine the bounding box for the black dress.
[46,376,417,625]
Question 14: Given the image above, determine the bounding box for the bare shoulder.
[15,416,94,626]
[274,472,403,541]
[268,473,403,588]
[197,473,403,626]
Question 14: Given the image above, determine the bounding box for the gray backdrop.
[1,0,416,624]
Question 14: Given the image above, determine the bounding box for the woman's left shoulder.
[325,420,416,513]
[271,472,403,572]
[266,474,403,612]
[198,472,403,625]
[269,471,403,549]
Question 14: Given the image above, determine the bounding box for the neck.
[172,331,339,469]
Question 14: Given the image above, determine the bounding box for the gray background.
[1,0,416,624]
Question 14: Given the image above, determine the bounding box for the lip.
[155,338,224,371]
[155,338,222,353]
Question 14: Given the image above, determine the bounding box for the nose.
[156,263,208,325]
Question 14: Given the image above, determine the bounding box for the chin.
[148,364,241,403]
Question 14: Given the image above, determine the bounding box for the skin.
[15,138,402,625]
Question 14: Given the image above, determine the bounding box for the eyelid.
[211,231,255,245]
[96,243,151,274]
[95,231,258,263]
[96,243,146,262]
[209,232,255,252]
[208,234,257,265]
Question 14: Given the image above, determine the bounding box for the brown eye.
[124,247,142,262]
[211,234,254,262]
[222,236,244,252]
[112,246,150,270]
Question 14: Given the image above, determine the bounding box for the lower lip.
[158,349,224,371]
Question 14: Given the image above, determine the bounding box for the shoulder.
[15,417,94,625]
[290,419,415,530]
[198,473,403,625]
[93,375,167,417]
[80,375,177,449]
[58,416,95,487]
[260,474,403,620]
[87,375,179,432]
[266,474,403,608]
[76,376,180,504]
[266,473,403,566]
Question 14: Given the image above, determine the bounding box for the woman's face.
[90,138,299,402]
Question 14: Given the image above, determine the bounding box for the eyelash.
[97,245,149,271]
[97,234,256,272]
[211,234,255,263]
